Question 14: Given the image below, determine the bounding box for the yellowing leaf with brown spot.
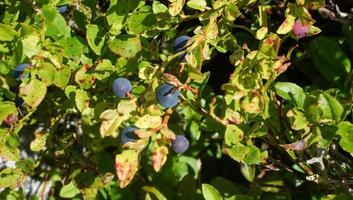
[115,150,139,188]
[152,144,168,172]
[19,79,47,108]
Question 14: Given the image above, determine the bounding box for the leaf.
[337,122,353,154]
[21,33,41,58]
[30,128,49,152]
[0,102,17,125]
[286,109,309,130]
[115,150,139,188]
[100,110,122,138]
[0,168,27,189]
[224,2,241,21]
[152,1,168,14]
[202,184,223,200]
[86,24,106,55]
[273,82,305,110]
[169,0,185,16]
[152,144,168,172]
[75,89,89,112]
[243,145,261,165]
[16,159,35,174]
[108,35,142,58]
[142,186,167,200]
[0,143,20,161]
[240,163,255,182]
[304,91,344,123]
[310,36,351,87]
[117,100,137,116]
[227,143,249,162]
[255,27,268,40]
[42,5,70,39]
[54,67,71,89]
[0,24,17,41]
[19,79,47,108]
[59,181,80,198]
[224,125,243,146]
[127,6,157,34]
[277,15,295,34]
[135,115,162,129]
[187,0,207,11]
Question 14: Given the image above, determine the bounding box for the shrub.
[0,0,353,199]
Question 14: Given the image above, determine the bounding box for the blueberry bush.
[1,0,353,199]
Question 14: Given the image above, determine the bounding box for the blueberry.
[112,78,132,98]
[57,5,68,14]
[173,35,191,52]
[15,97,25,107]
[120,126,138,145]
[13,63,30,81]
[173,35,191,61]
[156,83,180,108]
[172,135,189,154]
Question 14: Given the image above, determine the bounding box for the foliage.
[0,0,353,199]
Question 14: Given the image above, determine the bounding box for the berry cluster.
[108,36,192,154]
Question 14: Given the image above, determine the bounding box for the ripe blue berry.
[173,35,191,61]
[112,78,132,98]
[15,97,25,107]
[156,83,180,108]
[172,135,189,154]
[13,63,30,81]
[58,5,68,14]
[173,36,191,52]
[120,126,138,145]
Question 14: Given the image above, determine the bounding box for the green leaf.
[19,79,47,108]
[152,1,168,14]
[0,24,17,41]
[337,122,353,154]
[127,6,157,34]
[224,125,243,146]
[37,62,55,85]
[273,82,305,110]
[0,102,17,125]
[227,143,249,162]
[142,186,167,200]
[42,5,70,39]
[21,33,41,58]
[54,67,71,89]
[108,35,142,58]
[243,145,261,165]
[30,128,49,152]
[210,177,246,197]
[286,109,309,130]
[0,168,27,189]
[0,143,20,161]
[240,163,255,182]
[16,159,35,174]
[202,184,223,200]
[187,0,207,11]
[86,24,106,55]
[304,91,344,123]
[310,36,351,87]
[59,181,80,198]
